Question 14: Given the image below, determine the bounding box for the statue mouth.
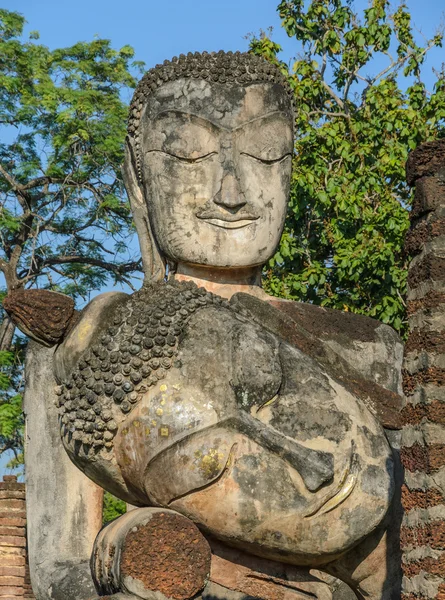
[196,208,260,230]
[201,217,259,229]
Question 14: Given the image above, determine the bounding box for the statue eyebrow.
[154,110,221,132]
[153,110,289,132]
[233,111,290,131]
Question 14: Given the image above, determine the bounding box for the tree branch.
[321,80,345,110]
[0,164,30,212]
[18,255,142,285]
[308,110,351,119]
[0,164,21,191]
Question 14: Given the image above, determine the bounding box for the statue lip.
[202,217,259,229]
[196,212,259,229]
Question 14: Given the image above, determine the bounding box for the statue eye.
[160,150,217,163]
[240,152,292,165]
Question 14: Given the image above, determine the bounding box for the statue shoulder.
[231,293,404,430]
[233,294,403,386]
[271,299,403,366]
[54,291,129,383]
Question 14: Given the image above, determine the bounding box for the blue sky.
[0,0,443,476]
[3,0,444,83]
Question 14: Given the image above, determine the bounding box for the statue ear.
[123,137,166,283]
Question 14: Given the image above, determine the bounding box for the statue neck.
[172,264,269,301]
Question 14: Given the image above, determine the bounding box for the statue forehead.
[140,78,293,130]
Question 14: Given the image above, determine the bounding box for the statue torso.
[54,280,401,565]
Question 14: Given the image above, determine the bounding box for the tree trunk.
[0,315,15,351]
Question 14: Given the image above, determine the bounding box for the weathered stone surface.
[23,343,103,600]
[406,140,445,185]
[258,296,404,428]
[3,289,76,347]
[401,138,445,597]
[405,216,445,256]
[121,512,211,600]
[92,508,211,600]
[108,294,393,564]
[133,79,293,272]
[207,538,353,600]
[128,51,294,191]
[91,508,355,600]
[411,176,445,219]
[51,277,396,568]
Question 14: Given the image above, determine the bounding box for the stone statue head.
[123,51,294,282]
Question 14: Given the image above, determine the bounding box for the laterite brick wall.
[401,140,445,598]
[0,475,34,599]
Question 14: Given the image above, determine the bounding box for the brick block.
[0,527,25,537]
[0,566,25,577]
[408,255,445,289]
[0,547,26,557]
[0,576,24,586]
[401,520,445,550]
[0,500,25,511]
[411,177,445,219]
[0,518,26,528]
[0,587,25,596]
[0,491,26,501]
[401,442,445,474]
[0,483,25,492]
[0,556,25,567]
[0,537,26,548]
[403,367,445,396]
[406,139,445,185]
[0,512,26,521]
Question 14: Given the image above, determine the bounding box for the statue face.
[138,79,293,268]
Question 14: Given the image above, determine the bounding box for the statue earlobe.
[123,137,166,283]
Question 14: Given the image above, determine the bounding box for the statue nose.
[213,168,246,210]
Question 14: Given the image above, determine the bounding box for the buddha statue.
[4,51,404,600]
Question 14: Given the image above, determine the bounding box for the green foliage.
[0,10,145,465]
[0,9,144,297]
[103,491,126,525]
[0,299,25,461]
[250,0,445,334]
